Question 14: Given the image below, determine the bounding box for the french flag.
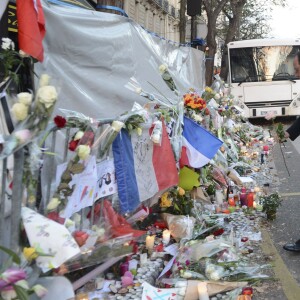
[112,122,178,213]
[180,117,223,168]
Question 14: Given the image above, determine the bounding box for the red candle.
[247,191,254,208]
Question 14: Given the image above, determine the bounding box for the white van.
[227,38,300,118]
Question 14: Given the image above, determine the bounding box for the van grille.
[245,100,292,108]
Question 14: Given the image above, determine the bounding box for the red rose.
[68,140,79,151]
[54,115,67,128]
[47,212,65,224]
[213,228,224,236]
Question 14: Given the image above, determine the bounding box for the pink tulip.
[0,268,27,289]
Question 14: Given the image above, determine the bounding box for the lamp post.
[186,0,202,47]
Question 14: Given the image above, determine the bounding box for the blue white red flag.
[180,117,223,168]
[112,122,178,213]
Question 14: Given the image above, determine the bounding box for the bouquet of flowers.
[0,74,58,159]
[0,245,47,300]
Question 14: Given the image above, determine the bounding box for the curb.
[261,227,300,300]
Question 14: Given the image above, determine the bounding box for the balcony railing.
[170,5,175,17]
[163,0,169,13]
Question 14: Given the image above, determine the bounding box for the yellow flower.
[205,87,213,93]
[23,247,38,261]
[177,187,185,196]
[160,192,172,208]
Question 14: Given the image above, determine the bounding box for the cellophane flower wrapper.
[162,213,195,241]
[211,166,229,187]
[0,75,60,159]
[205,261,226,281]
[189,239,232,261]
[222,264,270,282]
[211,74,225,94]
[59,233,134,274]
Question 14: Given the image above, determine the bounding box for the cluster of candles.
[145,229,171,251]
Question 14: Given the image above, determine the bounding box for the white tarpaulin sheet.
[36,1,205,118]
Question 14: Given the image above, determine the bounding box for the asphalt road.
[252,119,300,299]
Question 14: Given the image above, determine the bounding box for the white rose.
[180,271,192,279]
[135,87,142,94]
[14,129,32,143]
[205,265,215,275]
[17,92,33,106]
[37,85,58,109]
[1,37,14,50]
[215,93,221,100]
[111,120,124,132]
[76,145,91,160]
[193,114,203,122]
[11,102,28,121]
[47,197,61,211]
[1,289,17,300]
[151,133,161,144]
[136,127,142,136]
[159,64,168,74]
[73,213,81,225]
[39,74,51,87]
[65,218,75,228]
[210,270,222,281]
[19,50,29,57]
[74,131,84,141]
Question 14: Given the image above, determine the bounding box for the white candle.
[254,186,260,193]
[145,235,155,251]
[215,190,224,205]
[162,229,171,244]
[140,253,147,266]
[198,282,209,300]
[253,201,257,209]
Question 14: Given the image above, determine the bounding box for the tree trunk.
[220,0,247,80]
[203,0,228,86]
[179,0,187,44]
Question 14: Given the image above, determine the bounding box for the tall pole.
[179,0,187,44]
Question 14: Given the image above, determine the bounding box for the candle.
[254,186,260,193]
[145,235,155,251]
[140,253,147,266]
[162,229,171,245]
[253,201,257,209]
[215,190,224,205]
[197,282,209,300]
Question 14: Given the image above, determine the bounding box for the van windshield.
[229,45,300,83]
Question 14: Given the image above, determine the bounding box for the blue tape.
[96,5,128,17]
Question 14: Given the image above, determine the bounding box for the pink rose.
[14,129,32,144]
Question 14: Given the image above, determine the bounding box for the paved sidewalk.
[266,139,300,297]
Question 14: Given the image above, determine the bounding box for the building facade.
[123,0,180,42]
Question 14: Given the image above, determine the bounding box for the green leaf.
[0,245,21,265]
[14,285,29,300]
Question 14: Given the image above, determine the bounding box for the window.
[230,45,300,83]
